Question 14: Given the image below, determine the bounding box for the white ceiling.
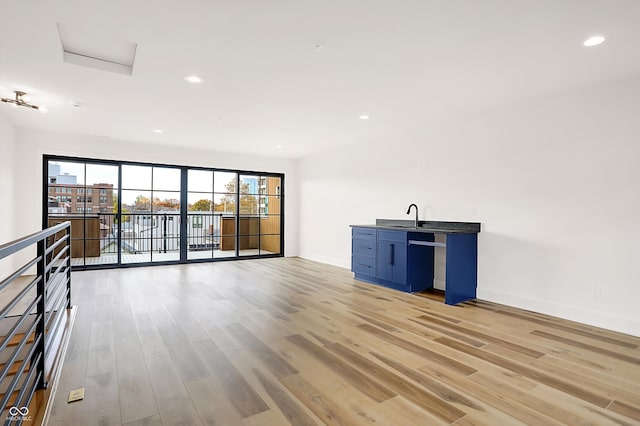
[1,1,640,159]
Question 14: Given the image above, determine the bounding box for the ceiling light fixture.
[185,75,203,84]
[583,35,605,47]
[1,90,46,112]
[153,129,163,133]
[359,114,370,120]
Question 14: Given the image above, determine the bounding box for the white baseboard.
[478,288,640,337]
[298,252,349,269]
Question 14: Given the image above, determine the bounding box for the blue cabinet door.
[376,240,407,285]
[392,242,407,284]
[444,233,478,305]
[376,241,391,281]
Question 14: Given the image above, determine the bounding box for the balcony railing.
[98,212,223,253]
[47,211,279,266]
[0,221,72,419]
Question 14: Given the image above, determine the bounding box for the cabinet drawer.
[352,228,376,239]
[377,230,407,243]
[352,255,376,276]
[352,238,376,257]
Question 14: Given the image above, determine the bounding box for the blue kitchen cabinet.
[351,222,479,305]
[351,228,433,293]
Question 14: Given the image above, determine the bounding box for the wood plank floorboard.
[358,323,478,376]
[47,257,640,425]
[285,334,397,403]
[530,329,640,365]
[433,336,612,408]
[251,367,319,426]
[145,355,202,425]
[226,323,299,379]
[416,313,546,358]
[279,374,361,425]
[327,343,470,422]
[483,306,639,349]
[184,376,245,425]
[192,339,270,418]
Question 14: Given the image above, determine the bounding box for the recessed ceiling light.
[153,129,163,133]
[276,144,283,149]
[583,35,605,47]
[39,106,48,114]
[185,75,203,84]
[359,114,370,120]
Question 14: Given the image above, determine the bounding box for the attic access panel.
[57,23,137,75]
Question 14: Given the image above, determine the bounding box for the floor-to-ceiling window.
[86,163,119,266]
[239,174,282,256]
[213,171,239,257]
[121,165,182,264]
[187,169,215,260]
[46,160,119,267]
[185,169,239,260]
[45,156,284,269]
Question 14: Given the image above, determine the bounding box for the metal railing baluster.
[0,221,71,412]
[36,235,47,390]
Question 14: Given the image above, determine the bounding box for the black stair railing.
[0,222,71,421]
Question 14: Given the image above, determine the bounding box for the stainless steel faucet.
[406,203,419,228]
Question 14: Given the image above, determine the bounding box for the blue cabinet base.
[351,226,478,305]
[353,273,431,293]
[443,233,477,305]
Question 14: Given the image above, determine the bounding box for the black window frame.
[43,154,285,270]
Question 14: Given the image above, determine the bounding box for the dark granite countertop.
[350,219,480,234]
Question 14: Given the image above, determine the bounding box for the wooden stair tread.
[2,332,35,347]
[0,360,31,376]
[0,389,46,419]
[0,390,20,407]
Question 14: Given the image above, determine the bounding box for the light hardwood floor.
[47,257,640,425]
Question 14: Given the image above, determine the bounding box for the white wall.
[13,128,299,258]
[298,74,640,336]
[0,111,17,277]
